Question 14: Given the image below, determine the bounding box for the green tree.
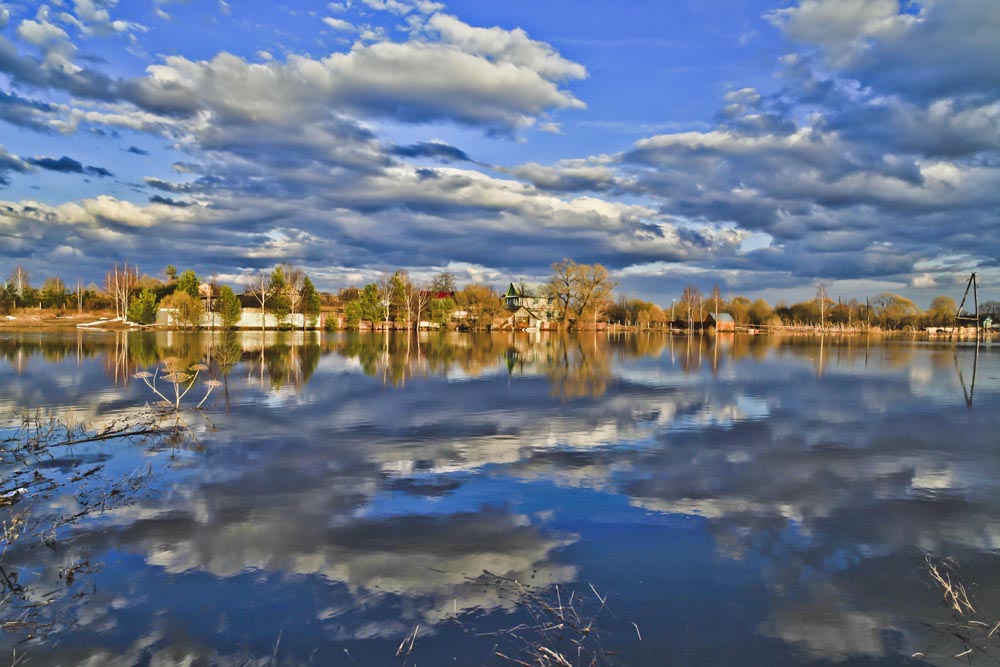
[456,284,502,329]
[300,276,321,328]
[926,295,957,327]
[747,299,772,326]
[0,287,13,315]
[726,296,751,325]
[429,295,457,326]
[217,285,242,329]
[164,290,204,329]
[165,265,177,282]
[176,270,200,298]
[127,288,159,324]
[268,266,291,324]
[871,293,920,330]
[344,300,363,329]
[40,277,67,308]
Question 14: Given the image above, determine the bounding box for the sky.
[0,0,998,307]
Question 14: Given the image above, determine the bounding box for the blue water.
[0,331,997,665]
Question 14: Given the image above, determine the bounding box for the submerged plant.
[134,360,219,410]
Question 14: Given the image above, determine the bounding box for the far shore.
[1,308,994,340]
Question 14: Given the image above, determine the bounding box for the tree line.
[0,263,321,330]
[1,260,992,332]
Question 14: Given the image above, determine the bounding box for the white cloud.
[70,0,146,37]
[128,38,585,131]
[426,13,588,82]
[359,0,442,16]
[768,0,918,66]
[82,195,156,227]
[16,17,72,47]
[322,16,354,31]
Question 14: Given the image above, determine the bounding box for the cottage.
[704,313,735,332]
[504,282,551,311]
[503,282,557,329]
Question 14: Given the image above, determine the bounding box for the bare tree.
[104,263,139,321]
[546,259,576,324]
[278,263,305,326]
[711,284,722,321]
[545,259,618,328]
[816,283,829,329]
[410,280,432,330]
[8,265,29,299]
[574,263,617,327]
[246,271,270,336]
[680,285,703,331]
[378,273,396,330]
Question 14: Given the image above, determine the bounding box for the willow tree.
[545,259,618,328]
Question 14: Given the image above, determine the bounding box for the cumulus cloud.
[773,0,1000,101]
[122,42,583,132]
[68,0,146,37]
[425,13,587,82]
[322,16,355,31]
[508,159,618,193]
[1,0,998,301]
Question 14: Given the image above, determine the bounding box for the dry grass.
[921,556,1000,664]
[0,409,180,641]
[928,556,976,616]
[464,571,627,667]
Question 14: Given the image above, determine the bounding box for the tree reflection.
[543,334,612,400]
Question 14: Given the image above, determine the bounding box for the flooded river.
[0,331,997,666]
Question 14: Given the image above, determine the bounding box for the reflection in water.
[0,332,998,665]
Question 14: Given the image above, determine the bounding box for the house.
[504,283,550,311]
[503,282,557,329]
[704,313,735,332]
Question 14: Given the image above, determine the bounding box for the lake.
[1,330,998,666]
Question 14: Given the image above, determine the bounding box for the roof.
[715,313,735,323]
[506,282,547,299]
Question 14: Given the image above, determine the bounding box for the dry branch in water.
[928,556,975,616]
[0,409,184,641]
[467,571,626,667]
[921,556,1000,665]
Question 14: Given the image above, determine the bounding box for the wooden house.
[503,282,558,329]
[704,313,735,332]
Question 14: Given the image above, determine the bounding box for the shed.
[704,313,735,332]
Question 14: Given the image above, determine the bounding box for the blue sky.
[1,0,998,306]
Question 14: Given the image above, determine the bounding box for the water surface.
[1,331,998,666]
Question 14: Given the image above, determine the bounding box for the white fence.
[157,308,319,330]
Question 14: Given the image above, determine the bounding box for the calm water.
[1,331,999,666]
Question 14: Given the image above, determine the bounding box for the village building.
[503,282,557,330]
[704,312,735,332]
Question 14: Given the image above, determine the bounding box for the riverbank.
[0,309,117,331]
